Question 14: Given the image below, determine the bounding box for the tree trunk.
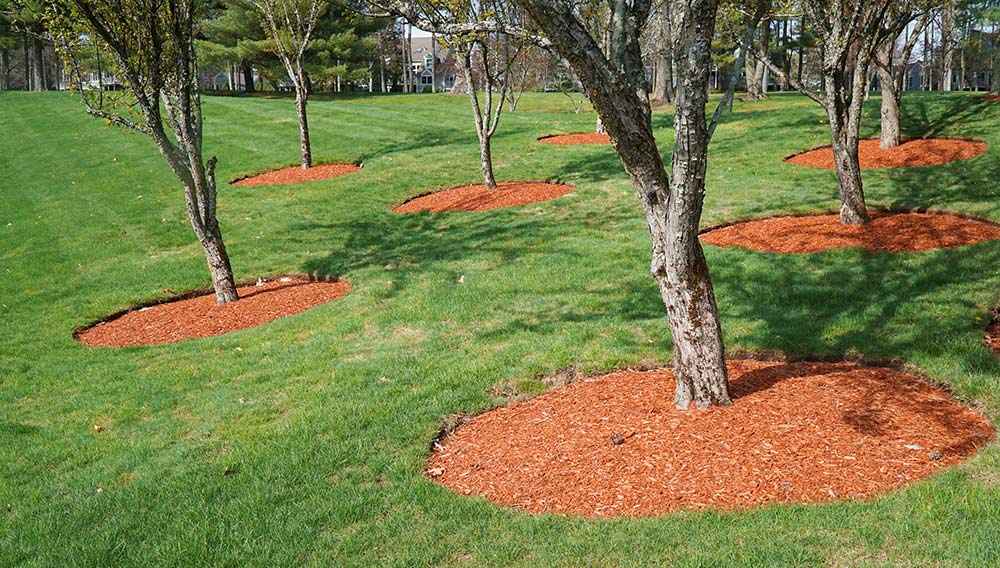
[517,0,730,408]
[657,1,730,409]
[0,49,9,91]
[460,52,498,190]
[876,44,901,149]
[827,107,869,224]
[295,85,312,169]
[22,33,29,91]
[941,0,954,91]
[745,17,769,100]
[651,51,671,104]
[242,63,255,92]
[31,36,45,91]
[201,229,239,304]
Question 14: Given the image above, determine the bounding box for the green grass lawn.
[2,89,1000,567]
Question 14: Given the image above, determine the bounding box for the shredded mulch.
[427,360,994,517]
[393,181,574,213]
[985,320,1000,353]
[700,211,1000,254]
[232,163,361,187]
[786,138,988,170]
[539,133,612,145]
[979,95,1000,102]
[76,276,351,347]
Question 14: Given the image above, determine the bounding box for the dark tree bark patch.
[393,182,574,213]
[786,138,987,170]
[76,276,351,347]
[701,212,1000,254]
[538,133,612,145]
[427,360,993,518]
[232,163,361,187]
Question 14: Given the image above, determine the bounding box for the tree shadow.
[706,244,1000,377]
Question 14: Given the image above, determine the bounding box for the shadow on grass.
[707,245,1000,376]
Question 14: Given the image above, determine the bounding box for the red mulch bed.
[700,211,1000,254]
[979,95,1000,102]
[539,133,611,145]
[232,163,361,187]
[786,138,988,170]
[76,276,351,347]
[393,182,574,213]
[427,360,994,517]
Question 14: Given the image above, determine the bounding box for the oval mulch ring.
[76,275,351,347]
[393,181,574,213]
[539,133,611,145]
[427,360,994,517]
[232,163,361,187]
[700,211,1000,254]
[786,138,988,170]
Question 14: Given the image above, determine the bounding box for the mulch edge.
[391,179,575,212]
[782,137,989,165]
[72,272,345,343]
[698,207,1000,237]
[425,349,993,481]
[228,161,364,186]
[536,133,612,144]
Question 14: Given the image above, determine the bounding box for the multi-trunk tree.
[50,0,240,304]
[516,0,732,409]
[874,5,933,149]
[752,0,902,225]
[369,0,529,190]
[249,0,324,169]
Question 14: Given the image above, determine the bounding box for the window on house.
[421,74,433,85]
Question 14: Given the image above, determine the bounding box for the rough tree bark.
[294,83,312,168]
[58,0,239,303]
[876,42,901,148]
[941,0,954,91]
[875,13,927,149]
[650,1,674,105]
[517,0,731,409]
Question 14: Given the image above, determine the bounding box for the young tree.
[449,1,527,189]
[50,0,240,304]
[369,0,528,190]
[752,0,901,225]
[249,0,324,169]
[516,0,732,409]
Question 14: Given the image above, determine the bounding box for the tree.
[647,0,674,104]
[752,0,901,225]
[515,0,732,409]
[874,6,931,149]
[50,0,240,304]
[198,0,270,91]
[249,0,324,169]
[369,0,529,190]
[0,1,16,90]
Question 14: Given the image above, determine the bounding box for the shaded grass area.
[1,90,1000,567]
